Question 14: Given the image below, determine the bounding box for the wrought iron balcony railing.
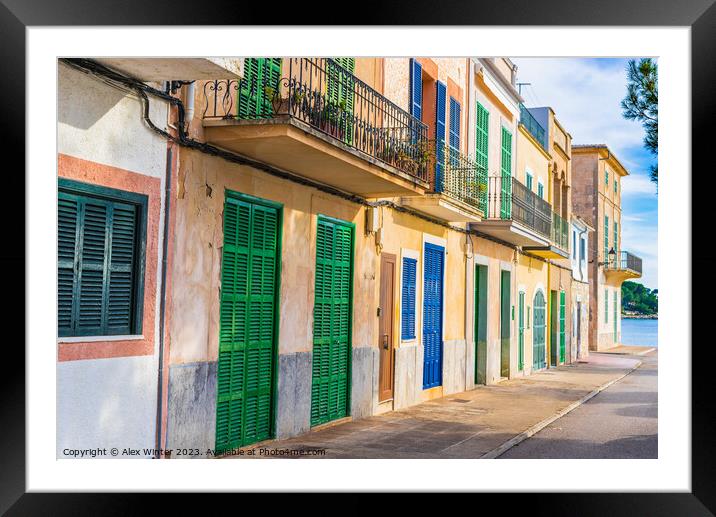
[607,250,643,275]
[433,145,488,214]
[485,175,552,238]
[202,57,429,183]
[551,211,569,251]
[519,104,548,152]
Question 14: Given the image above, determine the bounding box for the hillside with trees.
[621,281,658,317]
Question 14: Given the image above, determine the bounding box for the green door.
[559,290,566,363]
[215,193,281,453]
[474,264,488,384]
[311,216,354,427]
[533,291,546,370]
[500,270,511,378]
[550,290,558,366]
[518,291,525,371]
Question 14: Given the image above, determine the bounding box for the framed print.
[2,0,713,512]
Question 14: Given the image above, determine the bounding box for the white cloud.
[511,58,658,288]
[621,173,657,198]
[511,58,643,160]
[620,222,658,289]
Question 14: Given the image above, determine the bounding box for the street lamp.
[599,247,616,267]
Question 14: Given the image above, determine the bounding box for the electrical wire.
[61,57,558,264]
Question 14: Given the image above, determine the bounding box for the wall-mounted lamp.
[598,247,616,267]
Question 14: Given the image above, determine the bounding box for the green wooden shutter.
[518,292,525,371]
[215,195,280,453]
[475,102,489,212]
[500,127,512,219]
[500,270,511,378]
[614,221,618,256]
[311,216,353,427]
[58,194,79,334]
[326,58,355,145]
[238,58,282,119]
[58,189,140,337]
[559,291,566,363]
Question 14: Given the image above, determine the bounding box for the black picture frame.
[2,0,712,512]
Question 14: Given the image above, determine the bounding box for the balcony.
[401,145,487,222]
[472,176,568,257]
[605,250,643,280]
[519,104,547,152]
[551,211,570,252]
[201,58,430,197]
[95,58,244,81]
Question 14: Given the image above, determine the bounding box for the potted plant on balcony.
[316,99,346,141]
[265,85,290,115]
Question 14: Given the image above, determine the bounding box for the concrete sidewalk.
[599,344,656,356]
[226,353,642,459]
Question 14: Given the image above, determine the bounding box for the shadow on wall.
[58,64,130,130]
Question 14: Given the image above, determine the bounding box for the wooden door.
[378,253,396,402]
[423,243,444,389]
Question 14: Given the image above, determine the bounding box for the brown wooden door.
[378,253,396,402]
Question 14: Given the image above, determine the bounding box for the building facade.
[56,56,634,457]
[572,145,643,351]
[570,216,593,360]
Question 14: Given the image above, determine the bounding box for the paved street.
[226,351,652,459]
[501,350,657,459]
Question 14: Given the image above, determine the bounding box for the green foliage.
[621,281,658,315]
[621,58,658,185]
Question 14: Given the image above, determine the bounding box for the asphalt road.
[500,350,658,459]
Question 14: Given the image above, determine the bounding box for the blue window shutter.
[449,97,461,152]
[435,81,447,192]
[410,59,422,120]
[401,257,417,339]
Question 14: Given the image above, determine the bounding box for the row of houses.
[57,56,642,457]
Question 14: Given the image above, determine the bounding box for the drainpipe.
[546,257,551,368]
[184,81,195,131]
[154,122,175,458]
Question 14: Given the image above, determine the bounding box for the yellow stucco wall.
[169,148,468,366]
[516,125,550,195]
[468,236,516,384]
[170,149,368,364]
[473,76,518,178]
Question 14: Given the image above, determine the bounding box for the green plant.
[263,85,276,99]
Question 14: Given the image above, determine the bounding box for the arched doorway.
[533,290,547,370]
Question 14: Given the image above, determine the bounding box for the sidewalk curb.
[479,360,643,459]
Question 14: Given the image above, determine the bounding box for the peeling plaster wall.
[168,146,476,444]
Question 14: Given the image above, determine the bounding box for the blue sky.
[511,58,658,289]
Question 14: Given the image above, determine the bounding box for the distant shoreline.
[622,314,658,320]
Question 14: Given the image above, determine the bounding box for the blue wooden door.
[423,243,444,389]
